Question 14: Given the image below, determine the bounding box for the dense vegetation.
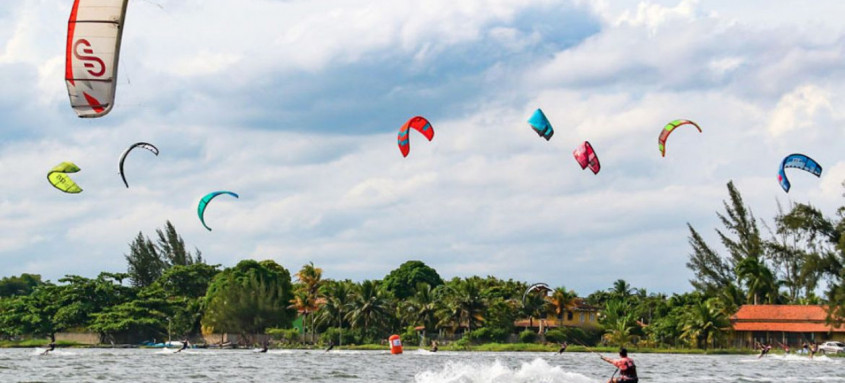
[0,181,843,349]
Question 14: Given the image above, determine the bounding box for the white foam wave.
[414,358,596,383]
[31,348,75,356]
[742,354,839,364]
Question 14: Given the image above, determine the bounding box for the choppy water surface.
[0,348,841,382]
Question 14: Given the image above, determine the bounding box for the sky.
[1,0,844,295]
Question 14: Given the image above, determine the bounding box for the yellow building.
[514,299,601,330]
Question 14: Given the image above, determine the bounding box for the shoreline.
[7,341,837,356]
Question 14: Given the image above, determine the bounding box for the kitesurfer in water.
[809,342,818,359]
[757,342,772,358]
[325,340,334,352]
[558,341,568,354]
[601,348,638,383]
[259,339,269,353]
[42,335,56,355]
[175,338,189,353]
[430,341,438,353]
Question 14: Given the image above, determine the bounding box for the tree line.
[0,181,842,349]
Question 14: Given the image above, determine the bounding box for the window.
[590,313,595,322]
[580,313,585,323]
[567,311,573,321]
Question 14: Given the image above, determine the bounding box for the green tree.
[445,277,486,332]
[315,280,354,345]
[483,298,517,336]
[125,232,166,288]
[679,298,729,349]
[89,288,171,342]
[346,280,393,341]
[382,260,443,300]
[156,221,202,266]
[735,257,779,304]
[603,314,635,347]
[202,260,295,339]
[153,263,220,299]
[610,279,634,299]
[293,262,323,343]
[0,274,44,298]
[686,224,734,295]
[399,283,439,333]
[687,181,766,301]
[716,181,765,270]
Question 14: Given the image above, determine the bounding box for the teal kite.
[528,109,553,141]
[198,191,239,231]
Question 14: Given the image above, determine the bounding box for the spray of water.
[414,358,597,383]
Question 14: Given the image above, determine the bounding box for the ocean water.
[0,348,841,382]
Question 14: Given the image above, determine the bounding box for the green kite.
[47,162,83,194]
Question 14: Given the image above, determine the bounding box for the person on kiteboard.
[259,339,269,353]
[175,338,189,353]
[558,341,568,354]
[430,341,438,353]
[757,342,772,358]
[325,339,334,352]
[42,335,56,355]
[601,347,638,383]
[776,340,789,354]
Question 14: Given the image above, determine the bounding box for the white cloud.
[768,85,832,137]
[1,0,845,295]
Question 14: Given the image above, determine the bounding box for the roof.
[730,305,845,333]
[732,322,844,333]
[731,305,829,321]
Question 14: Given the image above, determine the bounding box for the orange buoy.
[389,334,403,354]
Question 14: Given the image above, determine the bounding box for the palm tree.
[547,287,578,327]
[610,279,634,299]
[288,289,318,343]
[316,280,353,346]
[294,262,323,343]
[295,262,323,296]
[401,283,438,334]
[345,280,393,341]
[521,291,548,331]
[736,257,779,304]
[679,298,730,349]
[449,278,487,332]
[603,314,635,347]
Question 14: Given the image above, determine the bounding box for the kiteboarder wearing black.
[175,338,189,353]
[430,341,438,353]
[259,339,269,353]
[325,340,334,352]
[601,348,638,383]
[42,335,56,355]
[558,341,568,354]
[756,342,772,359]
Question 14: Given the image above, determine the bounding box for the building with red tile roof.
[730,305,845,348]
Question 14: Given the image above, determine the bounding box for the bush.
[545,327,592,344]
[454,336,472,350]
[519,329,537,343]
[320,327,359,346]
[466,327,510,343]
[400,326,420,346]
[266,328,301,343]
[545,329,567,343]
